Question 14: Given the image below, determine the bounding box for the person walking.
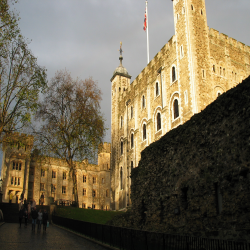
[19,207,24,228]
[31,207,38,231]
[24,210,28,227]
[42,209,49,232]
[19,200,23,211]
[37,209,43,231]
[24,198,28,211]
[27,201,31,222]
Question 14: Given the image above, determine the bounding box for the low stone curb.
[51,221,119,250]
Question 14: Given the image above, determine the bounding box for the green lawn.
[55,207,124,225]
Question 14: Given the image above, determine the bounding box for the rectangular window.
[16,164,18,170]
[83,188,86,196]
[51,184,56,193]
[18,178,21,186]
[92,204,96,209]
[62,186,66,194]
[19,163,22,171]
[82,203,86,209]
[13,162,15,170]
[40,183,45,191]
[11,176,14,185]
[93,190,96,197]
[83,175,87,183]
[14,177,17,185]
[63,172,66,180]
[93,177,96,184]
[41,169,45,177]
[52,171,56,178]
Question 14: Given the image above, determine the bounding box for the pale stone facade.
[1,134,111,210]
[110,0,250,210]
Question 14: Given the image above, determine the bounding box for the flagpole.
[146,1,149,64]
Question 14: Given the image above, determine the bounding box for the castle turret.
[110,42,131,210]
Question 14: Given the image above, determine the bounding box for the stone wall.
[110,76,250,242]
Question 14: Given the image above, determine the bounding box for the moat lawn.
[55,207,124,224]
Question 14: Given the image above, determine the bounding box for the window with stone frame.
[82,203,86,208]
[142,95,145,108]
[63,172,66,180]
[11,176,14,185]
[92,190,97,197]
[19,163,22,171]
[173,99,179,119]
[62,186,66,194]
[16,163,18,170]
[14,177,17,185]
[155,82,159,96]
[131,133,134,149]
[143,124,147,140]
[52,171,56,178]
[51,184,56,193]
[18,178,21,186]
[40,183,45,191]
[92,204,96,209]
[83,175,87,183]
[93,176,97,184]
[83,188,87,196]
[172,66,176,82]
[41,169,45,177]
[157,112,161,131]
[121,141,123,155]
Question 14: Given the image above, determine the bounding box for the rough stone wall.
[110,77,250,242]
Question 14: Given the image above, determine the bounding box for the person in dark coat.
[31,207,38,231]
[19,208,24,228]
[42,209,49,232]
[24,210,28,227]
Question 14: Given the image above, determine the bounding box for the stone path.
[0,223,110,250]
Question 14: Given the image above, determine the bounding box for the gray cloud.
[11,0,250,142]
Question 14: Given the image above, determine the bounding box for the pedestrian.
[24,210,28,227]
[31,206,38,231]
[24,198,28,211]
[37,209,43,231]
[28,201,31,222]
[42,209,49,232]
[19,199,23,211]
[19,207,24,228]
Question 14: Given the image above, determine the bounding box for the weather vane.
[119,41,123,56]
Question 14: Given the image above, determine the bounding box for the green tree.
[35,70,106,207]
[0,0,47,136]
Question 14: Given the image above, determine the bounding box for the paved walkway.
[0,223,110,250]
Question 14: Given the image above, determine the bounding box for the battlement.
[209,28,250,53]
[98,142,111,154]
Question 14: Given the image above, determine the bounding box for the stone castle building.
[0,133,111,210]
[110,0,250,210]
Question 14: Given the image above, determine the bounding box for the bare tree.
[35,70,106,206]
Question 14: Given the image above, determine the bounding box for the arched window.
[142,95,145,108]
[172,66,176,82]
[120,167,123,189]
[155,82,159,96]
[157,113,161,131]
[143,124,147,140]
[173,99,179,119]
[121,141,123,155]
[121,116,123,128]
[131,106,133,119]
[131,133,134,149]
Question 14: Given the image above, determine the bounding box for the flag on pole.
[143,8,147,31]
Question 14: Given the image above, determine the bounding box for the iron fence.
[52,215,250,250]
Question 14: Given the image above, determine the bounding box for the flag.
[143,8,147,31]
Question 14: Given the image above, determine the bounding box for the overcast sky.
[10,0,250,143]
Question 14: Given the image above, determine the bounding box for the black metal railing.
[52,215,250,250]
